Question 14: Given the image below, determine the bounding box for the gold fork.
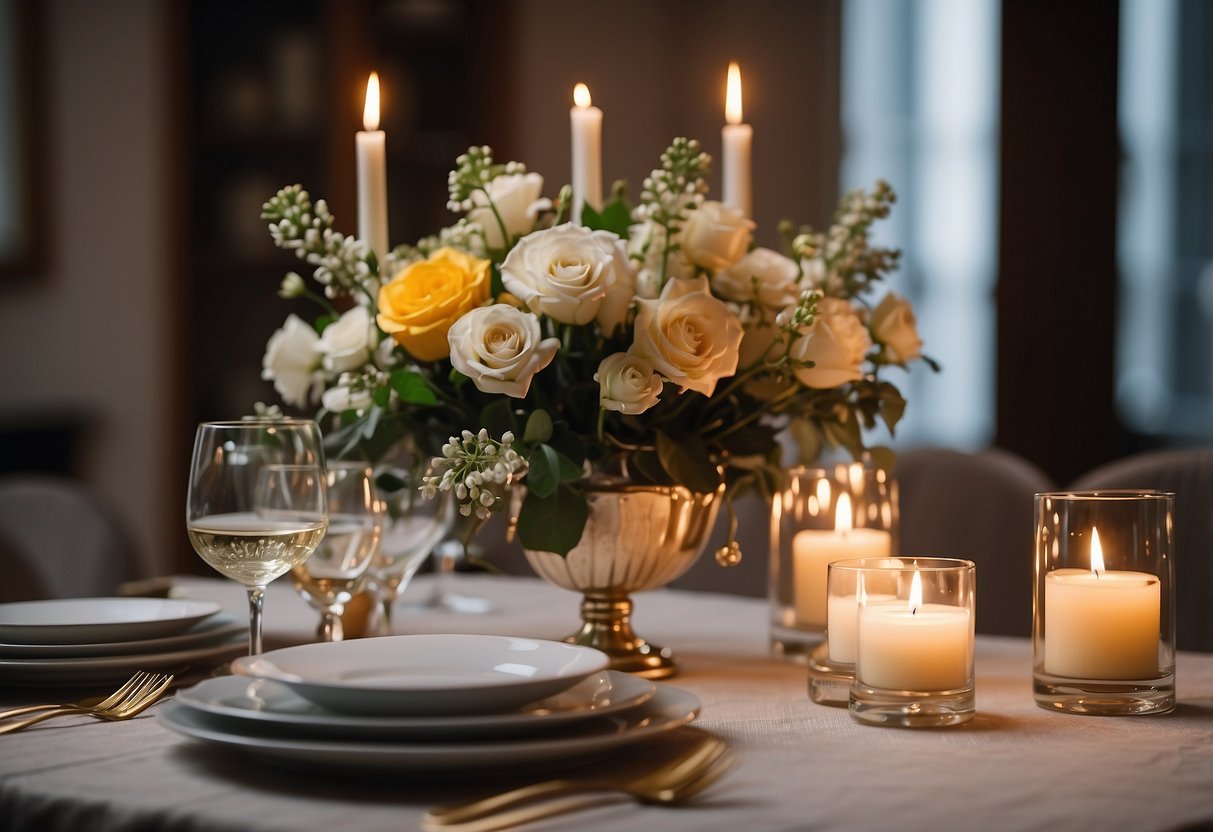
[423,734,734,832]
[0,672,174,735]
[0,671,164,721]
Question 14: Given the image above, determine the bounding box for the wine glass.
[289,461,382,642]
[186,420,328,655]
[368,458,455,635]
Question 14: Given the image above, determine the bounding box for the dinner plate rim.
[0,636,246,685]
[0,598,222,645]
[156,684,700,770]
[230,634,611,716]
[0,614,246,659]
[173,670,656,739]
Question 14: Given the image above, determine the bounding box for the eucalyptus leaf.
[516,485,588,556]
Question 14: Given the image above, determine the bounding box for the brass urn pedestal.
[521,480,723,679]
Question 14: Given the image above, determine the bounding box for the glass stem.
[246,586,266,655]
[379,586,398,637]
[318,608,344,642]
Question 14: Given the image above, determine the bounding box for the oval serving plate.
[231,634,610,716]
[175,670,655,740]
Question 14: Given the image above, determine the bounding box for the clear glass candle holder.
[850,557,976,727]
[770,464,898,659]
[809,557,906,706]
[1032,491,1176,715]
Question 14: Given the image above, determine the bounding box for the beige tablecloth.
[2,574,1213,832]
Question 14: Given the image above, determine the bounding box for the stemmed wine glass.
[290,461,382,642]
[368,457,455,635]
[186,420,328,655]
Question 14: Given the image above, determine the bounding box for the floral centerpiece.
[259,138,928,561]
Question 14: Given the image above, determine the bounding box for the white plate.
[231,635,609,716]
[0,614,246,658]
[175,670,655,739]
[0,598,221,645]
[158,683,700,771]
[0,636,246,686]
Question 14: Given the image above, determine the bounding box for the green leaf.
[314,314,337,334]
[867,446,897,474]
[372,386,391,408]
[390,370,439,406]
[548,432,586,467]
[655,431,720,494]
[490,262,505,297]
[579,203,603,228]
[525,444,561,499]
[596,199,634,238]
[879,392,906,434]
[480,398,520,439]
[516,485,588,556]
[523,409,553,444]
[627,448,672,485]
[375,471,407,492]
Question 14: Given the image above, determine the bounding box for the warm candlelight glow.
[1090,527,1105,576]
[362,72,381,132]
[725,62,743,125]
[835,492,853,533]
[908,568,923,613]
[573,82,592,109]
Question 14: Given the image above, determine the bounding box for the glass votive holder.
[1032,491,1176,715]
[770,464,898,660]
[809,557,906,706]
[849,557,976,728]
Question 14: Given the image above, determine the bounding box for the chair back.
[0,476,138,601]
[895,448,1054,636]
[1071,448,1213,651]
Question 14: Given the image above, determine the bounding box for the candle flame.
[573,83,592,109]
[908,568,923,614]
[363,72,381,131]
[725,62,743,125]
[835,492,853,533]
[1090,527,1105,577]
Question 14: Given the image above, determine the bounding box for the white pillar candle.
[570,83,602,226]
[1044,528,1160,679]
[792,494,891,627]
[356,71,389,265]
[857,572,972,691]
[827,590,895,664]
[722,62,753,219]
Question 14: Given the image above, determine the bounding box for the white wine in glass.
[186,420,328,655]
[290,461,381,641]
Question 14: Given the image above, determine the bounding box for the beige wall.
[0,0,170,575]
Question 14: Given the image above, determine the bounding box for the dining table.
[2,572,1213,832]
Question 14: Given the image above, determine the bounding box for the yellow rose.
[376,248,491,361]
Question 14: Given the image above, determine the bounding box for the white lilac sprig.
[791,180,900,298]
[632,138,711,288]
[261,185,377,304]
[420,430,528,520]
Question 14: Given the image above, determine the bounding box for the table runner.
[2,574,1212,831]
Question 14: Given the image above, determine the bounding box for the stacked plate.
[158,634,702,771]
[0,597,246,686]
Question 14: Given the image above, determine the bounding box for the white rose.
[500,224,624,325]
[467,172,548,249]
[631,276,744,397]
[261,314,322,407]
[738,311,781,368]
[595,252,638,336]
[447,304,560,398]
[595,353,664,415]
[681,200,755,271]
[321,384,373,414]
[800,257,826,290]
[791,298,872,389]
[319,305,372,373]
[870,292,923,363]
[713,247,801,308]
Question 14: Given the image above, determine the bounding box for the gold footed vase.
[518,480,723,679]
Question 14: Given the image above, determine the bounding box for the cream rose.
[791,298,872,389]
[500,224,625,325]
[713,247,801,308]
[681,200,755,271]
[447,304,560,398]
[467,172,548,249]
[631,276,744,397]
[870,292,923,363]
[261,314,322,407]
[595,353,664,415]
[319,305,372,373]
[377,247,491,361]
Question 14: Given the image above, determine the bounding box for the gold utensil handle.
[427,779,588,826]
[0,703,86,721]
[0,707,91,735]
[423,795,604,832]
